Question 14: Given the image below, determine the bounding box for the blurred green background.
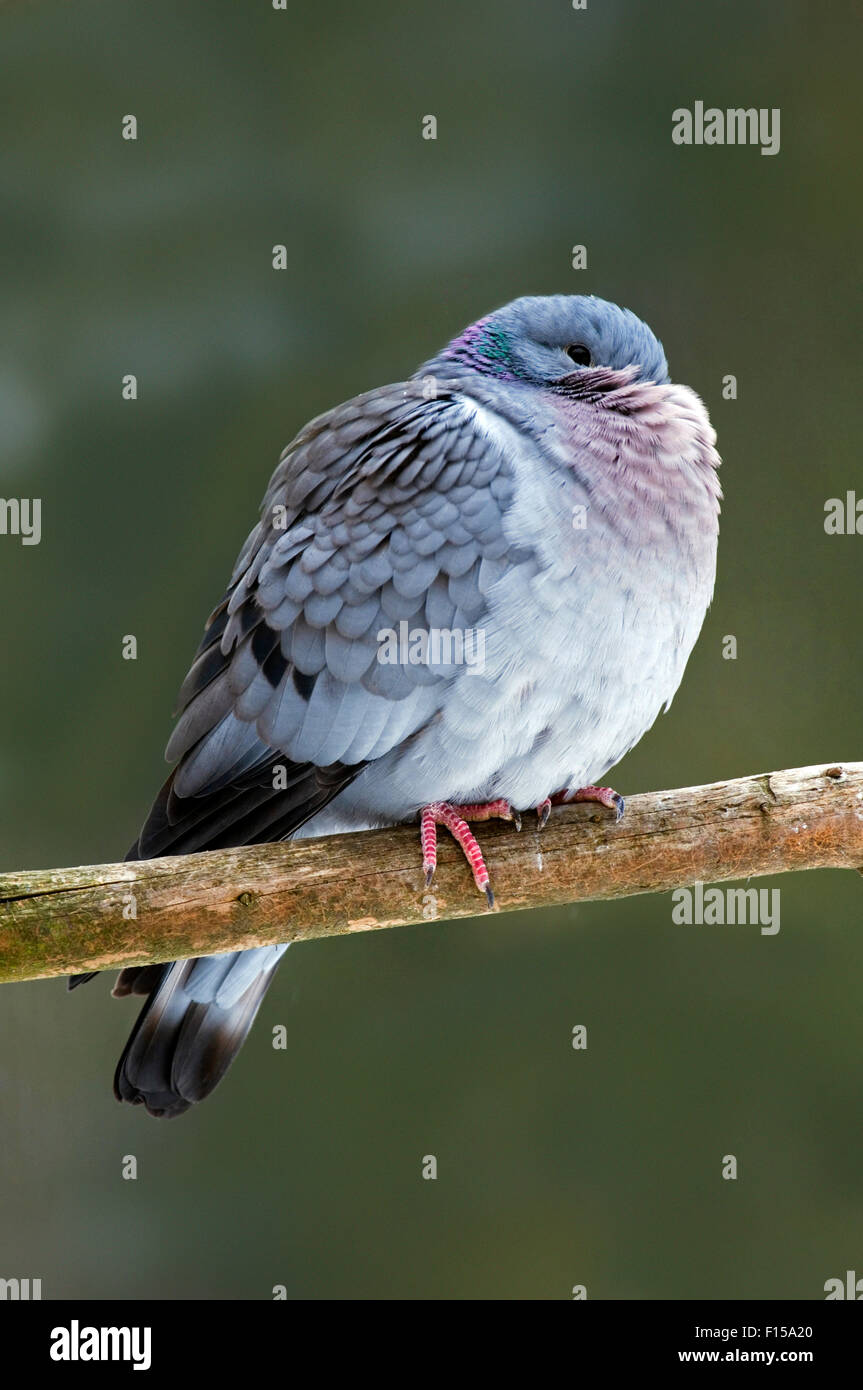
[0,0,860,1300]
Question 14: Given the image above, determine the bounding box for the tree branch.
[0,762,860,984]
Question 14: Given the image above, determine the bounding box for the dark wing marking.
[129,381,516,863]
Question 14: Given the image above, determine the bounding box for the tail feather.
[113,949,287,1118]
[72,692,360,1115]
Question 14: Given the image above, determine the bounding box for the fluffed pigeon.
[71,294,721,1117]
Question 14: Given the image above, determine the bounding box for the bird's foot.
[420,799,521,909]
[536,785,625,827]
[571,784,626,820]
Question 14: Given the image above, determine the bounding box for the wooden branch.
[0,762,861,984]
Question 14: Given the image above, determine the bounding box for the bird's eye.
[565,344,592,366]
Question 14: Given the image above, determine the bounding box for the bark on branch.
[0,762,861,984]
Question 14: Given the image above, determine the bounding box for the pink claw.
[571,785,626,821]
[537,786,626,828]
[420,799,521,908]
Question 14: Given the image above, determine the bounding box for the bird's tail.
[71,751,352,1116]
[111,946,288,1118]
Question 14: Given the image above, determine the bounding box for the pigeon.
[71,294,721,1117]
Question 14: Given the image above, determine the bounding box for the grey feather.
[79,294,720,1119]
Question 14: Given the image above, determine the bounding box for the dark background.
[0,0,860,1299]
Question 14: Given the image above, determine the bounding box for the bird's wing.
[130,382,519,858]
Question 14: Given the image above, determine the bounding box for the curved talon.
[572,785,626,822]
[419,799,517,908]
[536,798,552,830]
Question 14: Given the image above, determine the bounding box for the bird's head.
[428,294,670,388]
